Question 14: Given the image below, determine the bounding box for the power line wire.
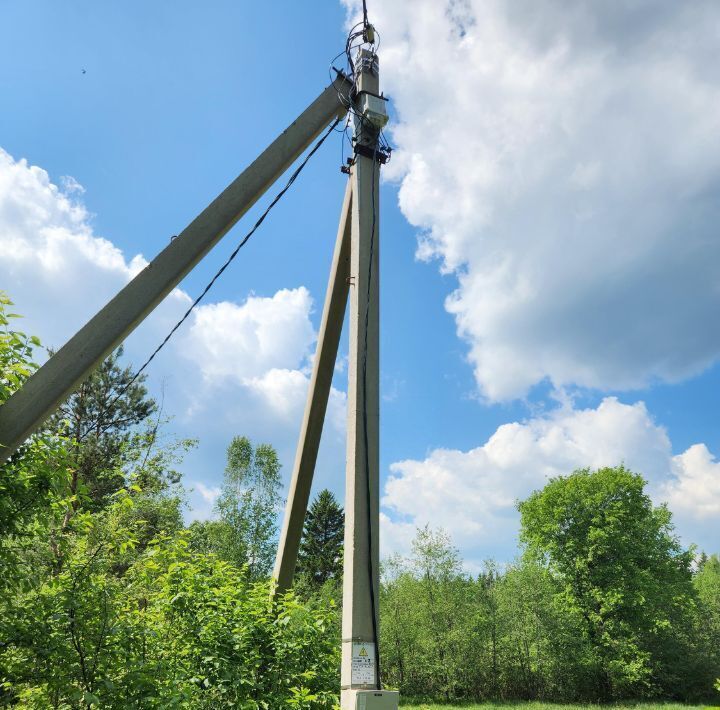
[82,116,341,439]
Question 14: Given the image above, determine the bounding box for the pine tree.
[297,489,344,588]
[47,346,158,510]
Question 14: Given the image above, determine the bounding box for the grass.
[400,704,716,710]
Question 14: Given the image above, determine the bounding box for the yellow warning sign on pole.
[351,641,376,685]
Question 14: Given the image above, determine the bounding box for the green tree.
[0,298,343,708]
[494,560,593,699]
[469,563,502,698]
[693,553,720,697]
[192,436,283,578]
[518,465,697,699]
[379,554,416,693]
[0,292,70,551]
[42,347,193,574]
[695,553,720,623]
[407,527,476,700]
[47,347,160,512]
[297,489,344,589]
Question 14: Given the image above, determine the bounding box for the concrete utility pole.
[0,77,353,464]
[339,48,387,710]
[271,48,397,710]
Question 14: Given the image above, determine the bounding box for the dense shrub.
[1,514,339,708]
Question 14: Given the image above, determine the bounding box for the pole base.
[341,689,399,710]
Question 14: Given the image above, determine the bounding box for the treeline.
[362,470,720,703]
[1,291,720,706]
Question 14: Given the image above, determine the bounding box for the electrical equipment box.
[344,689,399,710]
[358,92,389,130]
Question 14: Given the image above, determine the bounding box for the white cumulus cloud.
[182,290,316,383]
[0,148,149,346]
[382,397,720,563]
[666,444,720,520]
[346,0,720,400]
[0,147,346,515]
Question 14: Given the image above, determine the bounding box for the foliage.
[0,493,339,708]
[489,561,587,699]
[518,466,699,699]
[400,704,704,710]
[695,553,720,624]
[2,297,719,707]
[381,528,492,701]
[296,489,344,591]
[380,471,719,703]
[0,292,40,404]
[46,347,162,511]
[191,436,282,579]
[0,292,71,560]
[693,554,720,695]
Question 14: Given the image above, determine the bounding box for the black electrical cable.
[81,116,341,440]
[360,143,381,690]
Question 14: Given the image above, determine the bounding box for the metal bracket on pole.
[0,76,353,463]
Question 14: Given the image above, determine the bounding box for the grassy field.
[401,704,717,710]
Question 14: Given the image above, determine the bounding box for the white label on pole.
[351,641,376,685]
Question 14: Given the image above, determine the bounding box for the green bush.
[1,503,339,709]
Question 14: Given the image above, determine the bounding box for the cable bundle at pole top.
[329,9,392,172]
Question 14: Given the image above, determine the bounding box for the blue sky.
[2,0,719,567]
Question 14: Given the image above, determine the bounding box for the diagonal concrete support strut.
[0,77,353,463]
[272,181,352,592]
